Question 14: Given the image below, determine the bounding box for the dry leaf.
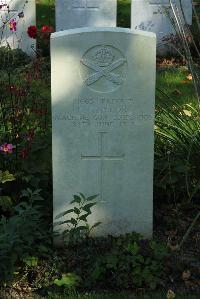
[169,244,179,251]
[167,239,179,251]
[183,110,192,116]
[187,74,193,80]
[167,289,176,299]
[182,270,191,281]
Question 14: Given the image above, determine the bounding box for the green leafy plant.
[0,188,51,281]
[62,232,169,291]
[0,47,31,71]
[23,256,39,267]
[0,171,15,184]
[54,273,81,288]
[54,193,101,246]
[90,236,168,290]
[20,188,44,203]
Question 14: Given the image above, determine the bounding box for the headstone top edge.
[51,27,156,39]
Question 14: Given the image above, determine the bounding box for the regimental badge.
[80,45,127,93]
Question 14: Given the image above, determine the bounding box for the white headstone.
[131,0,192,54]
[56,0,117,31]
[51,28,156,238]
[0,0,36,56]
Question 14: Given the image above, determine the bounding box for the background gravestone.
[56,0,117,31]
[131,0,192,54]
[51,28,156,237]
[0,0,36,56]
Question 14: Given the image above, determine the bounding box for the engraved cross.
[81,132,125,201]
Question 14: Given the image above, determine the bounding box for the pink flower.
[9,19,17,32]
[0,143,14,154]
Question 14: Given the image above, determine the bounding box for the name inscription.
[54,98,152,128]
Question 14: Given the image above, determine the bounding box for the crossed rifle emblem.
[81,57,126,86]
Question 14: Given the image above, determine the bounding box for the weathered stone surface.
[51,28,156,237]
[56,0,117,31]
[0,0,36,56]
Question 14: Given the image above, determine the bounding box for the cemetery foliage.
[155,99,200,203]
[54,193,101,246]
[0,0,199,297]
[0,1,53,284]
[154,1,200,204]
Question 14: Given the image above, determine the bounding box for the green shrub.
[0,44,52,284]
[0,47,31,71]
[58,232,169,291]
[0,189,51,281]
[0,170,15,214]
[155,99,200,203]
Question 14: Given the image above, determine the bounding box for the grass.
[156,67,197,106]
[45,293,200,299]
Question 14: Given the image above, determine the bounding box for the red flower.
[27,25,37,39]
[41,25,54,33]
